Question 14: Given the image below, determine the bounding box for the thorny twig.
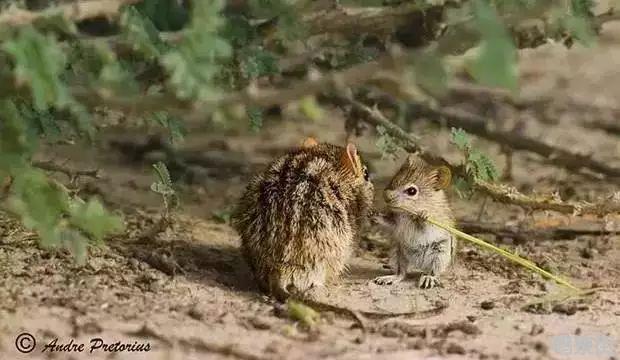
[298,298,448,332]
[334,95,620,216]
[0,48,411,124]
[408,105,620,181]
[32,160,101,184]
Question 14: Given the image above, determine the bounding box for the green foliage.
[3,27,69,110]
[69,198,124,244]
[469,0,517,91]
[0,100,123,262]
[150,161,179,215]
[376,125,401,160]
[134,0,189,31]
[450,128,499,197]
[151,112,187,142]
[212,208,233,224]
[298,96,324,121]
[247,106,264,132]
[559,0,597,46]
[238,46,279,80]
[570,0,595,17]
[162,0,232,100]
[120,6,168,59]
[0,0,605,263]
[249,0,306,41]
[0,100,37,169]
[287,299,320,328]
[410,50,448,97]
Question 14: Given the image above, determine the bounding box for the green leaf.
[151,112,187,142]
[450,127,498,184]
[59,229,88,265]
[468,150,499,182]
[120,6,168,59]
[67,101,95,140]
[152,161,173,188]
[212,208,232,224]
[469,0,517,91]
[410,50,448,97]
[299,96,323,121]
[570,0,595,17]
[150,161,179,213]
[33,12,78,36]
[561,13,596,46]
[376,125,400,159]
[135,0,189,31]
[3,27,70,110]
[0,100,38,169]
[249,0,306,40]
[450,127,470,152]
[453,176,473,198]
[18,103,61,140]
[247,106,263,132]
[8,170,69,246]
[239,46,279,80]
[69,198,124,243]
[223,15,256,47]
[162,0,232,100]
[287,299,319,328]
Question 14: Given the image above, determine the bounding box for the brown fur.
[373,155,456,288]
[232,139,374,301]
[385,155,455,225]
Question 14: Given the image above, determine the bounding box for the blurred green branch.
[0,0,142,27]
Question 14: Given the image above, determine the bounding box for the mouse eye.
[404,186,418,196]
[362,165,369,181]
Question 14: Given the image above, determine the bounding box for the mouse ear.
[433,166,452,190]
[406,154,424,167]
[340,143,362,177]
[301,137,318,148]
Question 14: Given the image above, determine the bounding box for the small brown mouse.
[373,154,455,289]
[232,137,374,301]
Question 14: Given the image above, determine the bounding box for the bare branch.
[37,49,407,122]
[301,3,438,37]
[32,159,101,182]
[0,0,142,27]
[410,105,620,181]
[333,95,620,217]
[473,181,620,216]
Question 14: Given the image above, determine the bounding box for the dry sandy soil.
[1,17,620,360]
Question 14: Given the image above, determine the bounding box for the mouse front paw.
[415,211,429,223]
[373,274,404,286]
[418,275,440,289]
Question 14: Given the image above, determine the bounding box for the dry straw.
[426,217,581,291]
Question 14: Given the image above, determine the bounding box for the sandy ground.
[1,18,620,360]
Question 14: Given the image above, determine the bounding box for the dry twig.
[0,0,141,27]
[410,105,620,181]
[32,160,101,182]
[334,95,620,216]
[0,48,408,122]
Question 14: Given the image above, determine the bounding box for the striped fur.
[232,142,374,300]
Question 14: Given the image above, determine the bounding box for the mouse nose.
[384,190,397,203]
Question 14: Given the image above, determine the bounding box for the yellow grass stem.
[426,217,581,292]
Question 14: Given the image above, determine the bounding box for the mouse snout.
[384,189,402,206]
